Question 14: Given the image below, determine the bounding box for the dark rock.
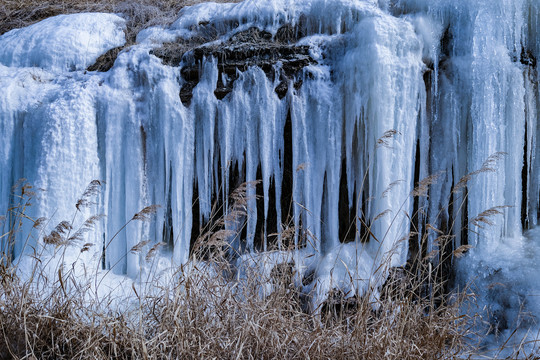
[275,80,289,99]
[440,25,453,59]
[86,46,125,72]
[151,42,189,67]
[152,26,316,106]
[520,47,537,68]
[302,268,315,286]
[150,23,220,68]
[320,289,358,324]
[274,18,308,44]
[275,24,299,44]
[179,82,197,106]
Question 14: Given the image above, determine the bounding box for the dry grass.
[0,252,475,359]
[1,155,535,358]
[0,129,534,360]
[0,179,482,360]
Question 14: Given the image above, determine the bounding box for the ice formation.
[0,0,539,345]
[0,13,126,72]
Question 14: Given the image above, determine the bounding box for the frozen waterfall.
[0,0,539,337]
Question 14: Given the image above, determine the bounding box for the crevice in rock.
[520,47,537,68]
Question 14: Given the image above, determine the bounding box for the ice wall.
[425,0,531,250]
[0,0,539,318]
[390,0,540,343]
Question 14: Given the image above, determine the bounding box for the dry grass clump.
[0,180,477,359]
[0,251,474,359]
[137,265,471,359]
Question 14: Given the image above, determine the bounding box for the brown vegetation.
[1,176,530,359]
[0,249,476,359]
[0,178,476,359]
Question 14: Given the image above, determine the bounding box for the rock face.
[152,26,315,105]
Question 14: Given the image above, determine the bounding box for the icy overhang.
[0,13,126,73]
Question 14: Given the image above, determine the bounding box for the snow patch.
[0,13,126,72]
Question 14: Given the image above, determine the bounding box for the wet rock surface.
[151,26,316,106]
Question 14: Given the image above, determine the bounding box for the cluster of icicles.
[0,0,539,315]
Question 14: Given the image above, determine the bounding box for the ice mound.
[0,13,126,72]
